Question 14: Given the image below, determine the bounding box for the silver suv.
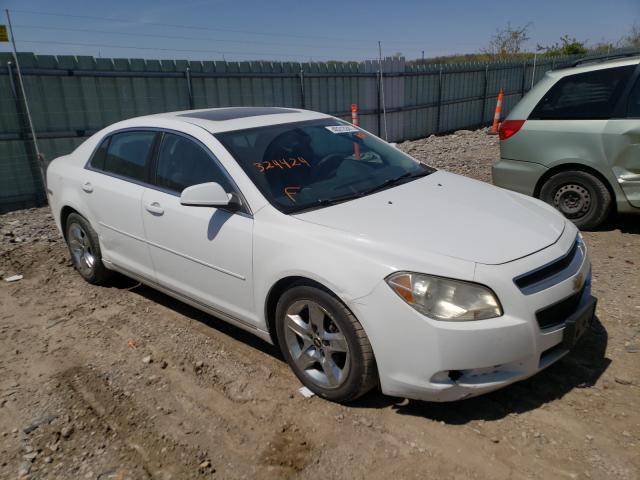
[492,55,640,229]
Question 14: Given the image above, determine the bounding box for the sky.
[0,0,638,62]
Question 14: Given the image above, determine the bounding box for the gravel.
[0,129,638,479]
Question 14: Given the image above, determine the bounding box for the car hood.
[293,171,565,265]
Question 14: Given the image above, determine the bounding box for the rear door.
[603,68,640,208]
[141,131,256,325]
[82,130,159,279]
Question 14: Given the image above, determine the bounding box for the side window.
[627,77,640,118]
[530,65,636,120]
[155,133,232,193]
[89,137,110,170]
[102,131,157,182]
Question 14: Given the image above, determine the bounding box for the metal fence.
[0,51,582,213]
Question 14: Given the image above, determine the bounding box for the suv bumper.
[492,158,548,196]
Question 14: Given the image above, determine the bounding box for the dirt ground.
[1,129,639,480]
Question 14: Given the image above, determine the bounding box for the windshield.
[215,119,434,213]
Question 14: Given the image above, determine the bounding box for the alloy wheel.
[68,222,96,277]
[283,300,350,389]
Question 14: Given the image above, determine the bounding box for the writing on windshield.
[216,119,434,213]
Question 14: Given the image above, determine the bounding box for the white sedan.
[47,107,596,402]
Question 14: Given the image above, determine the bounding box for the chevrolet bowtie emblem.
[573,273,585,292]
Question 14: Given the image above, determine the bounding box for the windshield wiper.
[290,169,431,214]
[360,169,431,196]
[291,191,366,213]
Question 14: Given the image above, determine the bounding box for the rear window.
[530,65,636,120]
[101,131,157,183]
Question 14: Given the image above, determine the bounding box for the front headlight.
[385,272,503,321]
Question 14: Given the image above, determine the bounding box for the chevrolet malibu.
[46,107,596,403]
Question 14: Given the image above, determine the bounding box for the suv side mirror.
[180,182,236,208]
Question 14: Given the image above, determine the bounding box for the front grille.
[536,285,586,330]
[514,236,583,295]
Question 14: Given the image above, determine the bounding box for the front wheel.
[275,285,377,402]
[539,170,612,230]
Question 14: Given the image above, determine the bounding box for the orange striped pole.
[351,103,360,160]
[490,88,504,135]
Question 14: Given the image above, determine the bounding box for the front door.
[141,132,256,325]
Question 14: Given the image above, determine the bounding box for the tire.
[539,170,612,230]
[275,285,377,403]
[65,213,111,284]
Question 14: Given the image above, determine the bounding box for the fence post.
[436,66,443,134]
[480,64,489,127]
[376,69,382,136]
[520,60,527,98]
[299,68,306,109]
[185,66,194,109]
[6,60,46,206]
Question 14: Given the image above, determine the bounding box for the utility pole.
[421,50,425,65]
[5,9,41,163]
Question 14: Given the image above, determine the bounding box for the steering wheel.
[314,153,345,180]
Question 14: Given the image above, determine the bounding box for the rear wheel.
[275,285,377,403]
[65,213,111,284]
[539,170,612,230]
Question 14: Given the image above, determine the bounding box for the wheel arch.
[60,205,81,240]
[533,163,617,213]
[264,275,370,350]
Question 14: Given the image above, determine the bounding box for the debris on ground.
[0,129,638,479]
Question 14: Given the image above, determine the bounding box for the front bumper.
[350,227,593,402]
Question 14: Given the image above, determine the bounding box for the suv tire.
[540,170,612,230]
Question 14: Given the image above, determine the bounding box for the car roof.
[139,107,332,133]
[549,56,640,78]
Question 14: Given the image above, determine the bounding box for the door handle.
[145,201,164,215]
[81,182,93,193]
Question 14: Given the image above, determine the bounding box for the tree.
[538,35,588,56]
[482,23,532,60]
[624,23,640,48]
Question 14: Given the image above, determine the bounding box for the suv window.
[628,77,640,118]
[530,65,636,120]
[155,133,232,193]
[100,131,157,182]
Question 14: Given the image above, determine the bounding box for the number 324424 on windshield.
[254,156,310,172]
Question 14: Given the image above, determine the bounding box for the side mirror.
[181,182,238,209]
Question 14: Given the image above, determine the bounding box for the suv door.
[83,130,159,279]
[602,69,640,208]
[141,132,256,325]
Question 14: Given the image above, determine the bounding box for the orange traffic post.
[351,103,360,160]
[489,88,504,135]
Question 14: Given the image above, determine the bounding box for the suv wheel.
[539,170,612,230]
[275,285,377,402]
[65,213,111,284]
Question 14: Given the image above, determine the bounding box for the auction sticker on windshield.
[325,125,359,134]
